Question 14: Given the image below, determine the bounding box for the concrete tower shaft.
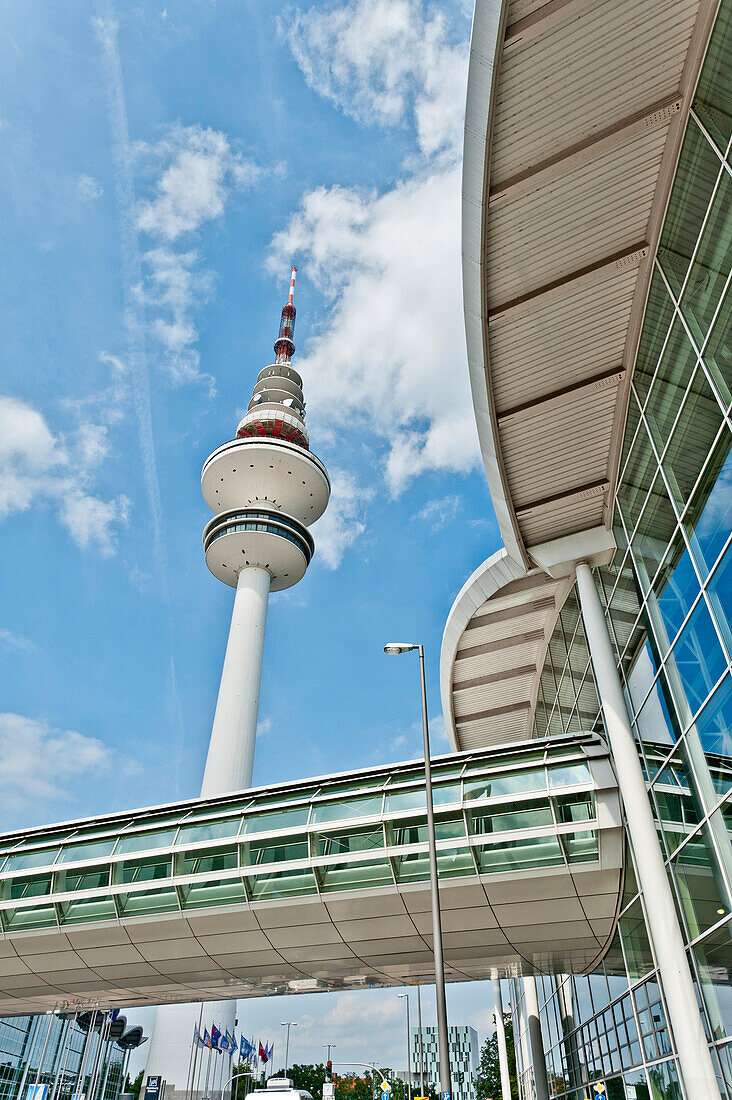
[200,271,330,797]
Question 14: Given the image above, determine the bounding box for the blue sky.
[0,0,503,1066]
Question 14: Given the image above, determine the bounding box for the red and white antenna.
[274,266,298,363]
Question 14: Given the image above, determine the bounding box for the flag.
[203,1029,212,1050]
[259,1042,268,1064]
[196,1027,207,1050]
[240,1037,252,1060]
[212,1024,222,1052]
[266,1043,274,1063]
[225,1031,236,1056]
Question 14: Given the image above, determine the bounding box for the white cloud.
[0,713,112,818]
[269,167,479,496]
[284,0,467,161]
[77,174,103,202]
[0,395,129,556]
[311,468,373,568]
[0,628,36,655]
[133,124,261,387]
[413,494,461,530]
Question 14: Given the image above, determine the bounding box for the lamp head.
[384,643,417,655]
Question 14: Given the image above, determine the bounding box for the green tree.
[474,1016,518,1100]
[124,1070,144,1099]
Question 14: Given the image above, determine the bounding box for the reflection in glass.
[693,920,732,1041]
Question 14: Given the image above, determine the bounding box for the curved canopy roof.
[445,0,719,749]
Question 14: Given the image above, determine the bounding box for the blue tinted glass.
[654,544,700,643]
[668,598,726,719]
[687,441,732,578]
[695,674,732,757]
[709,542,732,658]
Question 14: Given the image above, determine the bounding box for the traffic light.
[327,1061,333,1080]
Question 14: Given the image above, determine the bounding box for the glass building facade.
[509,4,732,1097]
[0,1014,126,1100]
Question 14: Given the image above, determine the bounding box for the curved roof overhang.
[445,0,720,750]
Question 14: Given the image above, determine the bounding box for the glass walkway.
[0,734,623,1014]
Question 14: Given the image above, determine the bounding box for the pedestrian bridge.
[0,735,624,1014]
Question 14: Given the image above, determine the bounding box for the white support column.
[522,977,549,1100]
[201,566,271,798]
[492,979,512,1100]
[576,562,721,1100]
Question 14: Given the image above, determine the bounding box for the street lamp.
[384,643,451,1098]
[397,995,413,1100]
[281,1023,297,1077]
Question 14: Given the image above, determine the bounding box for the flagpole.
[194,1032,207,1100]
[203,1039,213,1100]
[187,1007,204,1100]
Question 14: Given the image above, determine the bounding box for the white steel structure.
[144,271,329,1099]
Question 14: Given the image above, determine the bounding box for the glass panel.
[709,540,732,656]
[671,813,732,937]
[651,542,700,643]
[57,839,116,865]
[3,849,59,873]
[179,878,248,909]
[384,788,426,814]
[176,819,241,845]
[393,847,473,883]
[556,792,595,823]
[475,835,564,874]
[466,799,553,835]
[114,829,178,855]
[680,169,732,345]
[693,920,732,1041]
[646,1059,682,1100]
[617,425,658,537]
[686,441,732,580]
[117,887,179,916]
[243,838,308,866]
[667,597,727,720]
[55,866,110,892]
[1,905,57,931]
[464,769,546,800]
[240,806,310,834]
[634,268,675,406]
[389,816,465,846]
[248,868,317,900]
[310,795,382,824]
[644,319,698,453]
[692,0,732,151]
[562,830,599,864]
[705,281,732,405]
[116,855,172,885]
[312,826,384,857]
[319,858,393,892]
[432,782,462,806]
[619,898,654,979]
[547,762,592,788]
[658,117,723,297]
[695,673,732,757]
[7,874,52,900]
[663,367,724,510]
[58,896,117,924]
[177,848,238,876]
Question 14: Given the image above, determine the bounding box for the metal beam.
[498,367,626,425]
[456,629,545,661]
[515,479,609,520]
[453,664,538,692]
[488,244,649,323]
[503,0,595,54]
[489,96,683,206]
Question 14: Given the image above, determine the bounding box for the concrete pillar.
[576,562,721,1100]
[202,566,270,797]
[522,977,548,1100]
[492,979,512,1100]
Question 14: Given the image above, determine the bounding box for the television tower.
[200,266,330,795]
[142,271,329,1099]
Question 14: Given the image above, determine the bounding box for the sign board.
[442,1092,451,1100]
[380,1084,391,1096]
[26,1087,48,1100]
[145,1076,164,1100]
[592,1086,606,1098]
[71,1094,85,1100]
[323,1083,335,1100]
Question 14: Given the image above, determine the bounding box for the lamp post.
[397,995,412,1100]
[384,643,451,1098]
[281,1023,297,1077]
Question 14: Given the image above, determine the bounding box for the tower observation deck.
[200,269,330,797]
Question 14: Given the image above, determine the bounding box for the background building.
[411,1026,478,1100]
[447,0,732,1096]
